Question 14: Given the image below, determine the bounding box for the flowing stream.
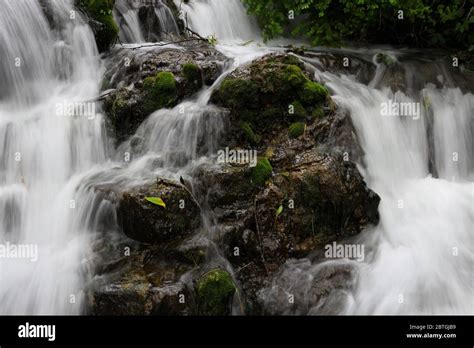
[0,0,472,315]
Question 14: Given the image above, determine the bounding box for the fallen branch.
[119,37,204,50]
[253,197,269,275]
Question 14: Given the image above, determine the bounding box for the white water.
[320,65,474,314]
[0,0,106,314]
[114,0,179,43]
[175,0,259,42]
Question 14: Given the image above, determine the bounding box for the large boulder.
[210,54,332,148]
[102,45,226,142]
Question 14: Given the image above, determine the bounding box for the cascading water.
[262,50,473,315]
[320,60,474,314]
[114,0,179,43]
[174,0,260,42]
[1,0,471,316]
[0,0,107,314]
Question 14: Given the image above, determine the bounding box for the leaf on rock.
[145,197,166,208]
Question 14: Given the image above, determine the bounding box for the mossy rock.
[252,158,272,186]
[375,52,396,66]
[77,0,118,52]
[299,81,329,106]
[213,78,260,110]
[211,55,330,145]
[288,122,305,138]
[261,108,283,122]
[284,65,308,88]
[196,269,236,315]
[289,100,307,118]
[311,106,325,119]
[143,71,178,113]
[182,62,202,89]
[240,121,261,144]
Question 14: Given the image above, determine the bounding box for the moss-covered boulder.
[196,269,236,315]
[77,0,119,52]
[116,178,201,244]
[211,54,331,146]
[102,47,225,142]
[182,62,203,92]
[142,71,178,114]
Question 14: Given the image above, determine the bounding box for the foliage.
[242,0,473,49]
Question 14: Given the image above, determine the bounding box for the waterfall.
[1,0,471,316]
[321,61,474,314]
[264,51,474,315]
[0,0,106,314]
[114,0,179,43]
[175,0,260,42]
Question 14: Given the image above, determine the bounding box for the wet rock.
[76,0,119,52]
[116,178,201,244]
[211,54,331,148]
[91,246,194,315]
[195,268,236,315]
[102,45,226,142]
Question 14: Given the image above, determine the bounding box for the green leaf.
[145,197,166,208]
[275,205,283,219]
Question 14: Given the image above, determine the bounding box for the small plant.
[207,34,218,46]
[274,204,283,225]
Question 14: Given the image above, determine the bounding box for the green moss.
[142,71,178,113]
[262,107,283,121]
[214,78,260,109]
[252,158,272,185]
[300,81,329,106]
[182,62,202,87]
[111,97,127,122]
[78,0,118,52]
[196,269,236,315]
[311,106,325,119]
[375,53,396,66]
[289,100,307,118]
[284,65,308,88]
[240,121,261,144]
[288,122,305,138]
[282,55,304,67]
